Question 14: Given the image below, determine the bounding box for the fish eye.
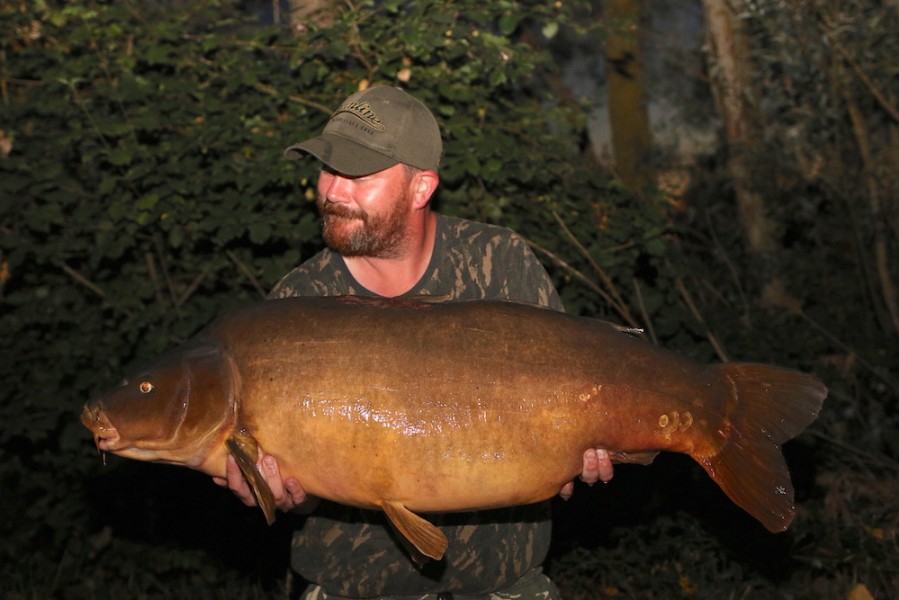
[139,380,154,394]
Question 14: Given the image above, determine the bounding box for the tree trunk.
[700,0,805,316]
[701,0,778,257]
[602,0,655,198]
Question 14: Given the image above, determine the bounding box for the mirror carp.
[81,295,826,561]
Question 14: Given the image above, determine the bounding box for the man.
[214,85,613,599]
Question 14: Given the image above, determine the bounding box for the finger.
[284,477,308,507]
[580,448,601,485]
[261,455,288,505]
[596,449,614,483]
[263,455,309,512]
[559,481,574,501]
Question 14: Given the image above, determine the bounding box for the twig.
[61,263,106,298]
[145,251,166,306]
[528,239,614,302]
[550,209,636,326]
[809,429,899,473]
[61,263,133,318]
[796,308,899,395]
[840,70,899,337]
[632,278,658,344]
[833,42,899,123]
[65,80,115,156]
[153,234,179,313]
[64,79,142,200]
[0,77,43,87]
[84,23,138,146]
[175,269,210,309]
[527,239,637,328]
[674,277,730,362]
[253,82,333,115]
[226,250,267,298]
[703,210,750,319]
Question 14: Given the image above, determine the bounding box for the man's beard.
[318,194,410,259]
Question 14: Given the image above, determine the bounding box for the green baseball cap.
[284,86,442,176]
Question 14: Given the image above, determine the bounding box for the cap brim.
[284,133,398,177]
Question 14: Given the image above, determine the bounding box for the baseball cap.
[284,86,442,176]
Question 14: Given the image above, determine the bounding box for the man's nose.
[322,173,352,203]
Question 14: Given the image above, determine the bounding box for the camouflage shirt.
[269,214,564,599]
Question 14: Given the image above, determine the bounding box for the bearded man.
[215,85,613,600]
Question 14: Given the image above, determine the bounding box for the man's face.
[315,163,413,259]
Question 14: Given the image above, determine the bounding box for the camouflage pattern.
[270,214,564,599]
[270,215,563,310]
[292,505,560,599]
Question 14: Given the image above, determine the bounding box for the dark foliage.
[1,1,895,598]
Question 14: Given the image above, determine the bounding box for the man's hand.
[213,451,309,511]
[559,448,613,501]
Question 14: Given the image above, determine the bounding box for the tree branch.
[551,209,636,326]
[254,82,333,115]
[226,250,267,298]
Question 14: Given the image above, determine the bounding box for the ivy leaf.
[248,223,271,245]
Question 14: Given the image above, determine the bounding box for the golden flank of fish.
[81,296,826,561]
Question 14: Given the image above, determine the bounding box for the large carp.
[81,296,826,561]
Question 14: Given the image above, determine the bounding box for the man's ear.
[410,170,440,209]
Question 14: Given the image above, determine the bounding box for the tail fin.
[696,363,826,532]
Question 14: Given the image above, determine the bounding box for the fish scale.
[82,295,826,562]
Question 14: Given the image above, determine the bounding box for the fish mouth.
[80,403,121,451]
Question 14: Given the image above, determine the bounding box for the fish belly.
[220,297,721,512]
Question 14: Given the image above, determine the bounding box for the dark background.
[2,1,896,598]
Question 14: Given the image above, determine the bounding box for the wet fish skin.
[81,295,827,561]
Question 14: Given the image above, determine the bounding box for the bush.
[3,1,895,598]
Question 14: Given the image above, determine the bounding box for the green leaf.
[145,44,172,65]
[498,14,518,35]
[482,158,503,179]
[107,147,133,166]
[135,193,159,211]
[488,69,507,87]
[99,175,118,194]
[169,226,185,248]
[248,222,271,244]
[542,21,560,39]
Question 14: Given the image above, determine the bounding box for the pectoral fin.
[225,431,277,525]
[381,501,448,561]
